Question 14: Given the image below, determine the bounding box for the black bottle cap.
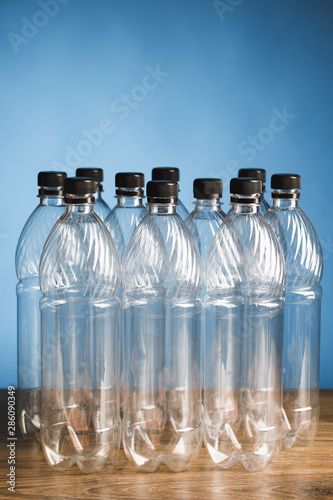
[38,171,67,187]
[76,168,103,191]
[238,168,266,183]
[271,174,301,190]
[230,177,262,195]
[37,171,67,197]
[76,168,103,182]
[152,167,180,182]
[64,177,96,204]
[146,180,178,204]
[271,174,301,199]
[230,177,262,204]
[115,172,145,196]
[193,178,223,199]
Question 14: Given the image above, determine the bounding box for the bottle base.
[123,425,202,472]
[18,389,41,443]
[283,416,319,450]
[41,421,121,473]
[282,401,319,450]
[204,436,283,472]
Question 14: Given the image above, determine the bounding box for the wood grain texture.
[0,390,332,500]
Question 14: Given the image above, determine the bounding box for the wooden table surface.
[0,390,332,500]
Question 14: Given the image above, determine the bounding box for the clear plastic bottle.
[231,168,270,215]
[122,180,202,472]
[186,178,226,386]
[265,174,323,449]
[16,171,67,440]
[39,177,121,473]
[204,177,285,471]
[151,167,189,219]
[105,172,147,412]
[76,168,110,220]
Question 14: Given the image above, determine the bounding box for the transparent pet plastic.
[265,197,323,449]
[204,201,285,471]
[16,190,66,440]
[105,195,147,412]
[39,201,121,473]
[122,203,202,472]
[186,198,226,386]
[94,189,111,220]
[176,196,190,220]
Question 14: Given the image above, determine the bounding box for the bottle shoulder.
[261,197,270,214]
[39,211,121,296]
[265,206,323,285]
[186,206,226,223]
[177,198,190,219]
[106,204,148,228]
[186,208,225,262]
[205,213,285,298]
[123,212,202,297]
[94,197,111,221]
[16,204,66,280]
[105,205,148,261]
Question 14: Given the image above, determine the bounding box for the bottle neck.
[232,203,261,214]
[194,198,222,211]
[148,204,177,215]
[39,187,65,206]
[272,198,299,209]
[117,196,144,208]
[230,193,261,214]
[66,204,94,214]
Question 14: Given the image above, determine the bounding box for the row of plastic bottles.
[16,167,323,473]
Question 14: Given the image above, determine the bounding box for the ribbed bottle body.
[204,208,285,471]
[265,201,323,448]
[16,200,65,440]
[105,198,147,412]
[186,200,226,387]
[122,206,202,471]
[39,207,121,473]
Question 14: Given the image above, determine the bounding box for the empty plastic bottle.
[39,177,121,473]
[122,180,202,472]
[204,177,286,471]
[16,171,67,440]
[151,167,189,219]
[186,178,226,386]
[265,174,323,449]
[237,168,270,214]
[76,168,110,220]
[105,172,147,411]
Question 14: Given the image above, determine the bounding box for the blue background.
[0,0,332,387]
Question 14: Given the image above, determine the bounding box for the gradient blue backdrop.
[0,0,332,387]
